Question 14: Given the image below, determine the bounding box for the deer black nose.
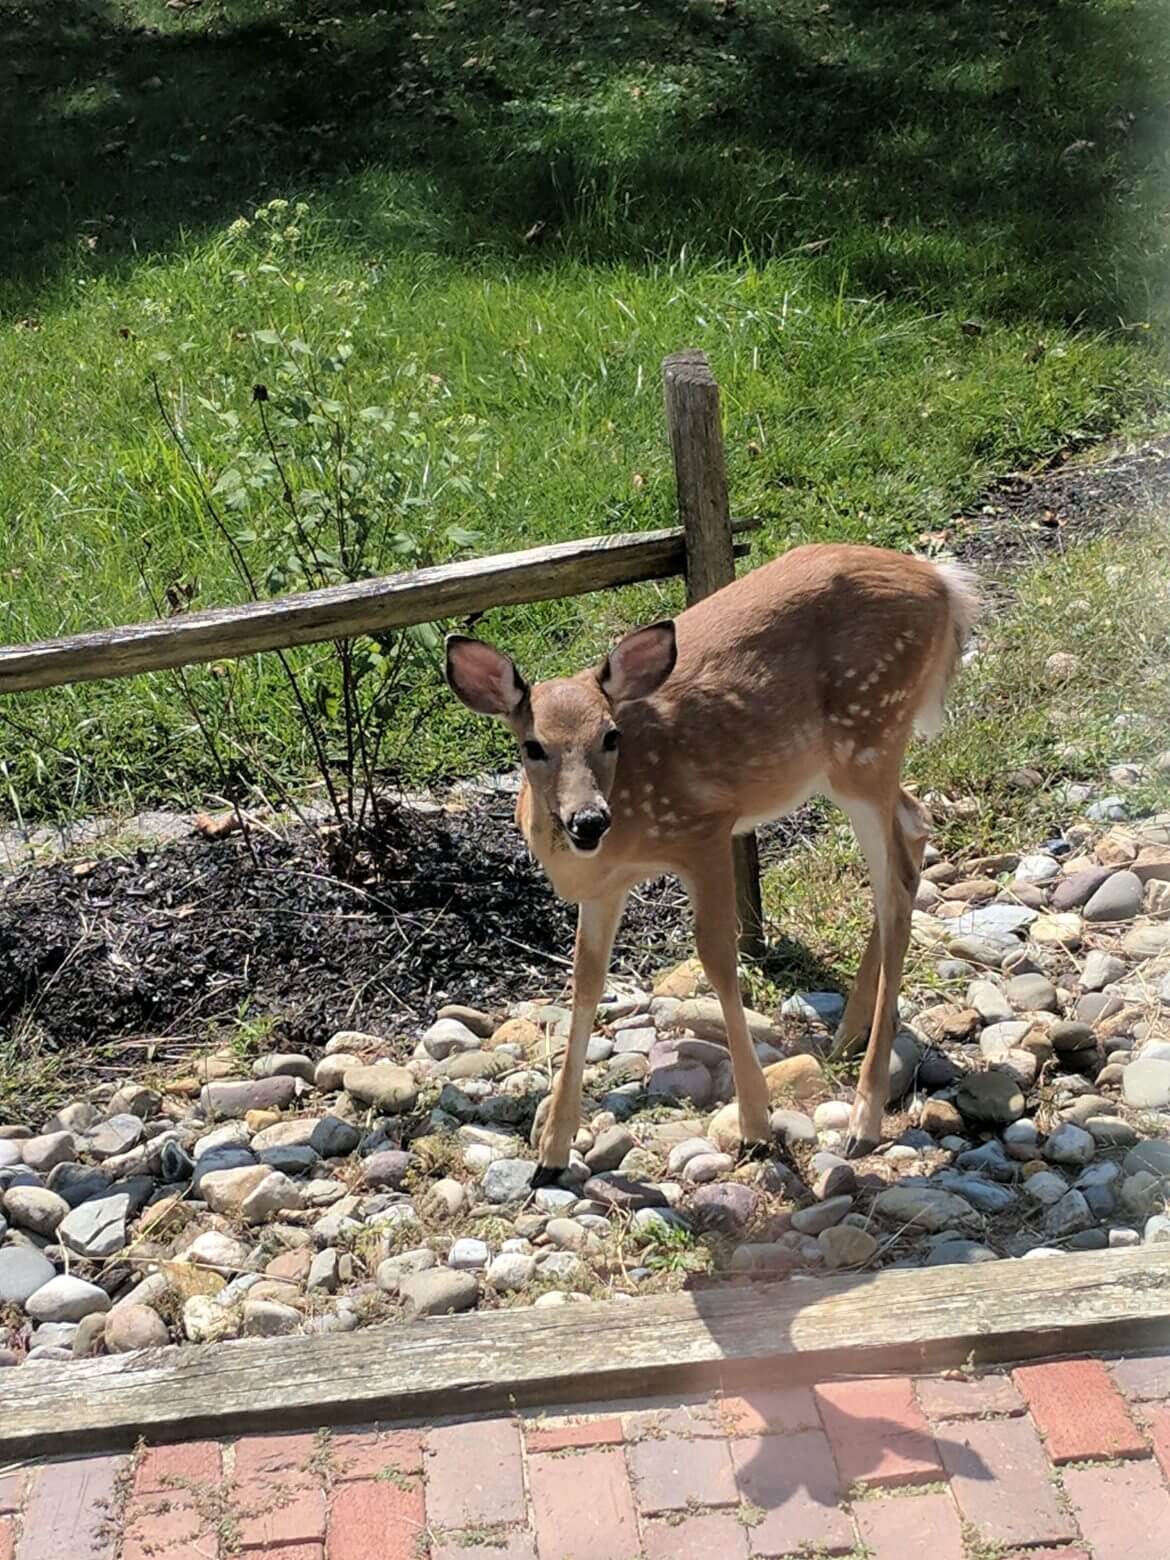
[566,806,610,850]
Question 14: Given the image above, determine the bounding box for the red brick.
[1111,1352,1170,1402]
[425,1419,524,1529]
[17,1454,126,1560]
[328,1478,426,1560]
[1063,1460,1170,1560]
[719,1388,820,1438]
[330,1430,424,1482]
[529,1448,639,1560]
[0,1518,12,1560]
[729,1432,854,1556]
[643,1511,750,1558]
[853,1491,964,1560]
[234,1431,318,1480]
[998,1547,1092,1560]
[432,1535,536,1560]
[135,1440,222,1495]
[251,1549,323,1560]
[121,1494,211,1560]
[249,1549,323,1560]
[1001,1552,1091,1560]
[0,1477,23,1517]
[234,1432,326,1550]
[525,1417,624,1454]
[623,1399,724,1438]
[914,1373,1025,1421]
[938,1417,1078,1548]
[815,1377,943,1488]
[1014,1359,1148,1462]
[1144,1403,1170,1482]
[628,1434,737,1513]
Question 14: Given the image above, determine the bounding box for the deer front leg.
[686,844,771,1151]
[533,890,628,1186]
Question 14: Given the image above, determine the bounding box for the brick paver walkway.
[3,1352,1170,1558]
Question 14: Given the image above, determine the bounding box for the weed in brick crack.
[736,1501,767,1528]
[960,1523,1011,1560]
[374,1464,419,1491]
[303,1428,336,1484]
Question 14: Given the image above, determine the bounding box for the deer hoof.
[531,1163,566,1189]
[844,1132,878,1161]
[739,1140,771,1164]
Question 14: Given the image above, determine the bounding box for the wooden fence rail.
[0,348,766,952]
[0,521,757,695]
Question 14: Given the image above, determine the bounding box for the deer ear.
[445,635,529,718]
[599,620,677,703]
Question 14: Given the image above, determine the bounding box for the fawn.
[446,543,978,1183]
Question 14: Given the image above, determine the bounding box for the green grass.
[1,0,1169,817]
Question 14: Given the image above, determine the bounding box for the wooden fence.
[0,349,765,953]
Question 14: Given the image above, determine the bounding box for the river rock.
[483,1158,537,1203]
[183,1294,240,1344]
[241,1171,304,1224]
[105,1304,170,1353]
[1122,1058,1170,1108]
[199,1077,298,1119]
[818,1225,877,1269]
[58,1192,130,1258]
[762,1056,825,1104]
[20,1132,77,1173]
[1083,871,1143,923]
[3,1185,69,1236]
[198,1164,272,1215]
[26,1275,112,1324]
[873,1185,980,1233]
[955,1071,1025,1124]
[676,998,781,1047]
[342,1065,419,1113]
[363,1150,414,1191]
[1044,1123,1095,1167]
[399,1269,479,1319]
[423,1018,482,1060]
[0,1245,56,1306]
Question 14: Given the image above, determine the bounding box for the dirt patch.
[946,435,1170,590]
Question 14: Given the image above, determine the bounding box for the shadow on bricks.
[690,1283,993,1529]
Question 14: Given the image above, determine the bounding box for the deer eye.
[602,729,621,753]
[523,740,548,762]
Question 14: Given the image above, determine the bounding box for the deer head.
[445,621,677,855]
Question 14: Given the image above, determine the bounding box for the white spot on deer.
[642,780,654,795]
[617,787,630,801]
[646,749,660,766]
[660,809,678,824]
[856,746,878,765]
[834,737,855,762]
[843,667,857,680]
[647,825,661,838]
[640,798,656,817]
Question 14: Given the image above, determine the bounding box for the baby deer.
[446,542,978,1183]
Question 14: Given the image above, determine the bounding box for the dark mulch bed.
[948,435,1170,585]
[0,791,820,1081]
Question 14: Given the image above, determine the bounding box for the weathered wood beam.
[0,521,759,695]
[1,1248,1167,1457]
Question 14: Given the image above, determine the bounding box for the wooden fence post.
[662,349,765,959]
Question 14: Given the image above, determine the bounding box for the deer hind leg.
[831,789,930,1060]
[686,843,771,1151]
[533,889,627,1186]
[836,787,929,1157]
